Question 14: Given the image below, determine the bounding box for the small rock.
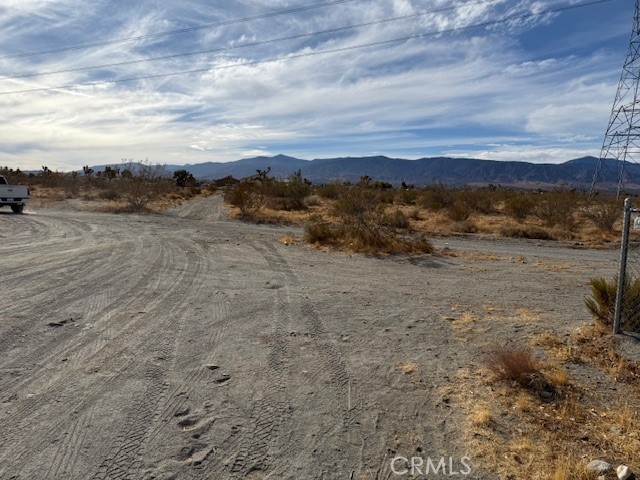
[587,460,612,474]
[617,465,636,480]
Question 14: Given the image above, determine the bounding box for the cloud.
[0,0,632,169]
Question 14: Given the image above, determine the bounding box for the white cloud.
[0,0,631,170]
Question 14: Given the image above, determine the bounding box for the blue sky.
[0,0,633,170]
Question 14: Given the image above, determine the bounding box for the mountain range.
[93,155,640,189]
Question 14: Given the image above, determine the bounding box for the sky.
[0,0,634,170]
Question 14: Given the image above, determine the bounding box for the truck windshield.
[0,177,7,185]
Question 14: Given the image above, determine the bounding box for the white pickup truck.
[0,176,29,213]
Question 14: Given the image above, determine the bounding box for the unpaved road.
[0,196,620,479]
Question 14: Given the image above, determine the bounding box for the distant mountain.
[90,154,640,189]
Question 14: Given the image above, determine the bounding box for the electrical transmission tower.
[592,0,640,196]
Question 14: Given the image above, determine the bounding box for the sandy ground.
[0,196,623,479]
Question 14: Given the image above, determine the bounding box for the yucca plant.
[585,276,640,331]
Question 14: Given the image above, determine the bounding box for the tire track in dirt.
[0,221,203,477]
[0,233,159,396]
[0,240,172,473]
[256,241,363,478]
[195,241,295,479]
[90,236,211,480]
[202,240,360,478]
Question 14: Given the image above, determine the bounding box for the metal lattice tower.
[592,0,640,196]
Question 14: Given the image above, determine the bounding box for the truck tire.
[11,204,24,214]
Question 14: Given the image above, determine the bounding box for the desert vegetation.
[1,161,213,212]
[221,171,626,253]
[444,305,640,480]
[585,275,640,333]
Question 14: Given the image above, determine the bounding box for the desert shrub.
[451,220,477,233]
[503,193,535,220]
[331,186,381,225]
[534,189,578,229]
[62,172,81,198]
[421,185,454,211]
[304,214,338,244]
[584,202,621,232]
[305,186,433,254]
[224,180,264,215]
[408,207,421,220]
[500,225,554,240]
[173,169,197,188]
[458,188,496,214]
[395,188,420,205]
[117,161,171,212]
[98,189,120,201]
[305,195,320,207]
[585,276,640,331]
[379,209,410,230]
[0,166,28,185]
[485,347,541,389]
[263,170,310,211]
[315,181,347,200]
[447,201,471,221]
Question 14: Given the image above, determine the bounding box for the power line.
[0,0,615,96]
[0,0,361,59]
[2,0,499,80]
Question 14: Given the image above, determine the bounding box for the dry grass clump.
[397,361,420,375]
[470,403,493,427]
[549,458,598,480]
[485,347,544,390]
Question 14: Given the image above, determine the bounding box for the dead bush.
[117,161,171,212]
[451,220,477,233]
[584,202,621,232]
[485,347,542,390]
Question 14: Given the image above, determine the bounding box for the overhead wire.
[2,0,499,80]
[0,0,615,96]
[0,0,361,59]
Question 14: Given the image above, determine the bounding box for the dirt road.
[0,196,619,479]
